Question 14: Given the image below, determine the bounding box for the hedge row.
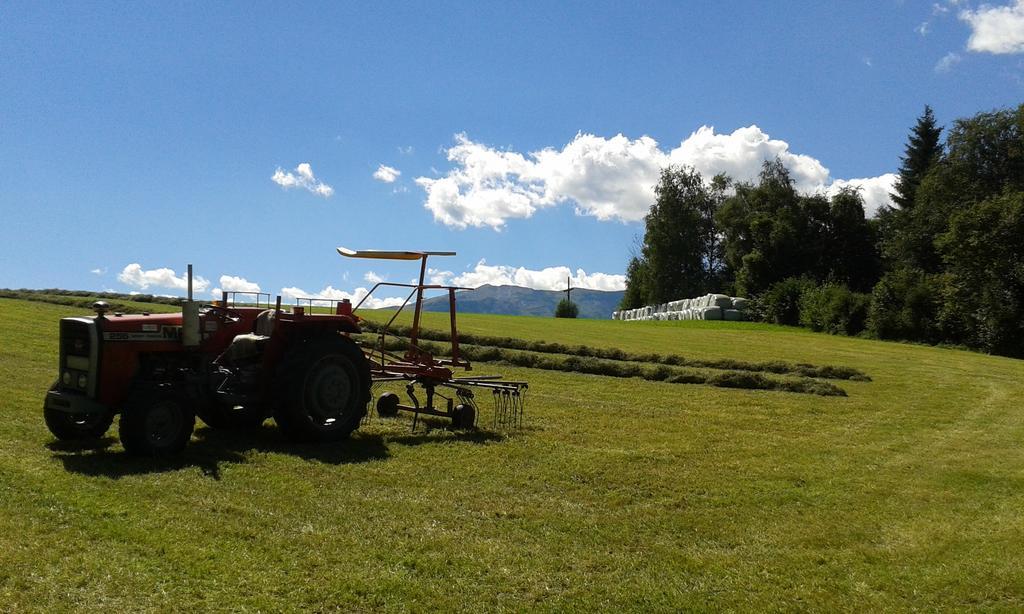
[0,291,176,314]
[1,288,184,306]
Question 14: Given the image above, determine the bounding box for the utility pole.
[565,275,572,304]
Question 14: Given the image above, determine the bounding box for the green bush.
[554,299,579,318]
[757,277,816,326]
[867,268,945,343]
[799,283,871,336]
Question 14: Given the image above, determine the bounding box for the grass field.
[2,296,1024,611]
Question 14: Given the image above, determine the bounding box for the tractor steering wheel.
[202,304,243,323]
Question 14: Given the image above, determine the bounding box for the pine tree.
[891,105,943,210]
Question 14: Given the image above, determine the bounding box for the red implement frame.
[337,247,527,429]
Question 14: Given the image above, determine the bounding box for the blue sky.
[2,1,1022,306]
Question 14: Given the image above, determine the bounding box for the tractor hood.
[95,312,185,342]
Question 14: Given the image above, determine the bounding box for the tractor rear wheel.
[274,336,370,442]
[119,388,195,456]
[43,381,114,440]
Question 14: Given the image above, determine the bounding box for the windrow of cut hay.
[361,334,848,397]
[362,322,869,382]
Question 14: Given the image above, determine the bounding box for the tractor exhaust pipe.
[182,263,200,347]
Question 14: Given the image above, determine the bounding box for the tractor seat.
[220,333,267,365]
[254,309,276,336]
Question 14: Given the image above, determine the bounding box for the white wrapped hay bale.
[731,297,749,311]
[699,306,723,320]
[709,294,732,309]
[723,309,744,321]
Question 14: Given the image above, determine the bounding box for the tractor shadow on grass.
[51,421,503,480]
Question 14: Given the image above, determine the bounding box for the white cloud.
[280,285,406,310]
[90,267,106,275]
[398,146,415,155]
[212,275,262,299]
[916,21,931,36]
[666,125,831,193]
[373,164,401,183]
[826,173,899,217]
[118,264,210,293]
[429,260,626,292]
[271,162,334,197]
[416,126,890,229]
[935,51,963,72]
[961,0,1024,54]
[364,271,385,284]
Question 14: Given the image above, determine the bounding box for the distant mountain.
[420,284,622,319]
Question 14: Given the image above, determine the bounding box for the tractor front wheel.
[274,337,369,442]
[119,388,195,456]
[43,381,114,440]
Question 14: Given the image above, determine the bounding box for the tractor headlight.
[62,371,72,385]
[77,374,88,389]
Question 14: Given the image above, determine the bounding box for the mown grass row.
[360,334,848,397]
[362,322,870,382]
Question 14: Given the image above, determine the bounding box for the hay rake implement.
[335,247,528,430]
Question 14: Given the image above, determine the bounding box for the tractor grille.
[59,319,97,395]
[62,320,91,357]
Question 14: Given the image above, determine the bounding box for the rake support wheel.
[452,403,476,429]
[376,392,400,418]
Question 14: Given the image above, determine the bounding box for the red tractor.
[43,248,527,456]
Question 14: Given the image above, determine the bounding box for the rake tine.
[492,389,500,429]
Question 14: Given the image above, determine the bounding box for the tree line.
[621,103,1024,357]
